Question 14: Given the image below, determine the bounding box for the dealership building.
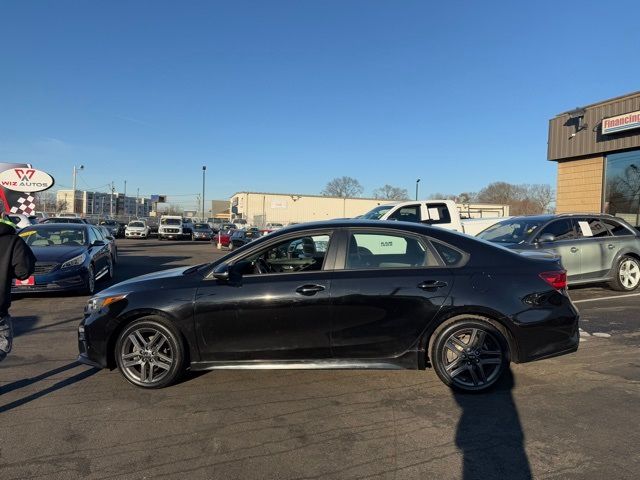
[549,91,640,225]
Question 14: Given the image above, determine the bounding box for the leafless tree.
[476,181,555,215]
[321,176,364,198]
[373,184,409,201]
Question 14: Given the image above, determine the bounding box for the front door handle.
[296,284,326,296]
[418,280,448,291]
[608,244,615,250]
[570,247,579,253]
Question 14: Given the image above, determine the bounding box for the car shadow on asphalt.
[0,361,99,413]
[453,368,532,480]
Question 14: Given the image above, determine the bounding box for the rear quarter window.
[431,240,466,266]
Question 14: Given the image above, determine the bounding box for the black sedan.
[78,220,579,392]
[229,228,262,249]
[14,224,114,295]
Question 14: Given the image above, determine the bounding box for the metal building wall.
[548,91,640,161]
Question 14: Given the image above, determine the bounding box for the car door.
[535,219,581,280]
[573,217,612,279]
[330,228,453,359]
[194,230,336,361]
[87,227,108,272]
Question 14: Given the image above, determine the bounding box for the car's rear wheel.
[115,318,185,388]
[610,255,640,291]
[430,317,508,393]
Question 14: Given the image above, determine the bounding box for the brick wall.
[555,156,604,213]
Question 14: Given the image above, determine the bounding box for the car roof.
[504,213,622,222]
[24,223,88,230]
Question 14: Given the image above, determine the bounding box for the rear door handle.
[296,284,326,296]
[418,280,448,291]
[570,247,579,253]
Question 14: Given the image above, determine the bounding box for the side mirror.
[213,263,230,281]
[538,233,555,243]
[91,240,106,247]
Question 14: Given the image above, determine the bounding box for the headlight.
[85,294,127,314]
[61,253,87,269]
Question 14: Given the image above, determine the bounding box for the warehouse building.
[230,191,509,227]
[549,91,640,225]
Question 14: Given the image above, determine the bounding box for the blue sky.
[1,1,639,209]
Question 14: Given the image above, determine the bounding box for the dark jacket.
[0,222,36,316]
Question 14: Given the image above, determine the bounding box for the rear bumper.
[510,292,580,363]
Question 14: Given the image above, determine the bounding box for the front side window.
[538,219,577,241]
[388,205,421,222]
[236,233,332,275]
[345,232,434,269]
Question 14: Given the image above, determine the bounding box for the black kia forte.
[78,220,579,392]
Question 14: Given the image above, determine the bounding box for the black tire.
[430,316,508,393]
[106,256,114,281]
[115,318,185,389]
[82,264,96,295]
[609,255,640,291]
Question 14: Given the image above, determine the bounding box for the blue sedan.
[12,224,113,295]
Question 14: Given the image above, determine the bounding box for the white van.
[158,215,186,240]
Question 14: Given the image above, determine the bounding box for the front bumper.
[11,266,87,294]
[125,231,148,238]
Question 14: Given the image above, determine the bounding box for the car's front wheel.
[430,317,508,393]
[610,255,640,291]
[115,318,185,388]
[82,264,96,295]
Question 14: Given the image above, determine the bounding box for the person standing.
[0,213,36,361]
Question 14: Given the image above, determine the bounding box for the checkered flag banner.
[10,195,36,215]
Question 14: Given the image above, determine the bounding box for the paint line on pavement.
[572,292,640,304]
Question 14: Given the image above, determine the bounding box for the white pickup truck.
[360,199,508,236]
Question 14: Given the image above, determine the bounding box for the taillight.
[539,271,567,290]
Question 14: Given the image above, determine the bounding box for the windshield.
[194,224,210,230]
[477,218,547,244]
[129,222,145,228]
[361,205,396,220]
[20,228,87,247]
[161,218,181,226]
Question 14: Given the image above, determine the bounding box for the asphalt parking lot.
[1,239,639,480]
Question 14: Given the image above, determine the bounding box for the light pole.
[415,178,421,201]
[71,165,84,214]
[202,166,207,220]
[136,187,139,218]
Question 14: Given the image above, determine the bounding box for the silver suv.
[477,214,640,291]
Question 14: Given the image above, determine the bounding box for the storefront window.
[604,150,640,226]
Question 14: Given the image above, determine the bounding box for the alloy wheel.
[619,259,640,289]
[119,327,174,385]
[87,265,95,294]
[441,327,503,389]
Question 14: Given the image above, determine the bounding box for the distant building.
[56,190,151,217]
[229,191,506,227]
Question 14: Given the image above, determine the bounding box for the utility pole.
[415,178,421,201]
[110,182,115,217]
[71,165,84,214]
[202,166,207,221]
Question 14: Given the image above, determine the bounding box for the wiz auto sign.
[0,168,55,192]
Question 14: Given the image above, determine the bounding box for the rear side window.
[576,218,610,238]
[431,240,465,266]
[346,232,436,269]
[604,219,635,236]
[538,219,578,241]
